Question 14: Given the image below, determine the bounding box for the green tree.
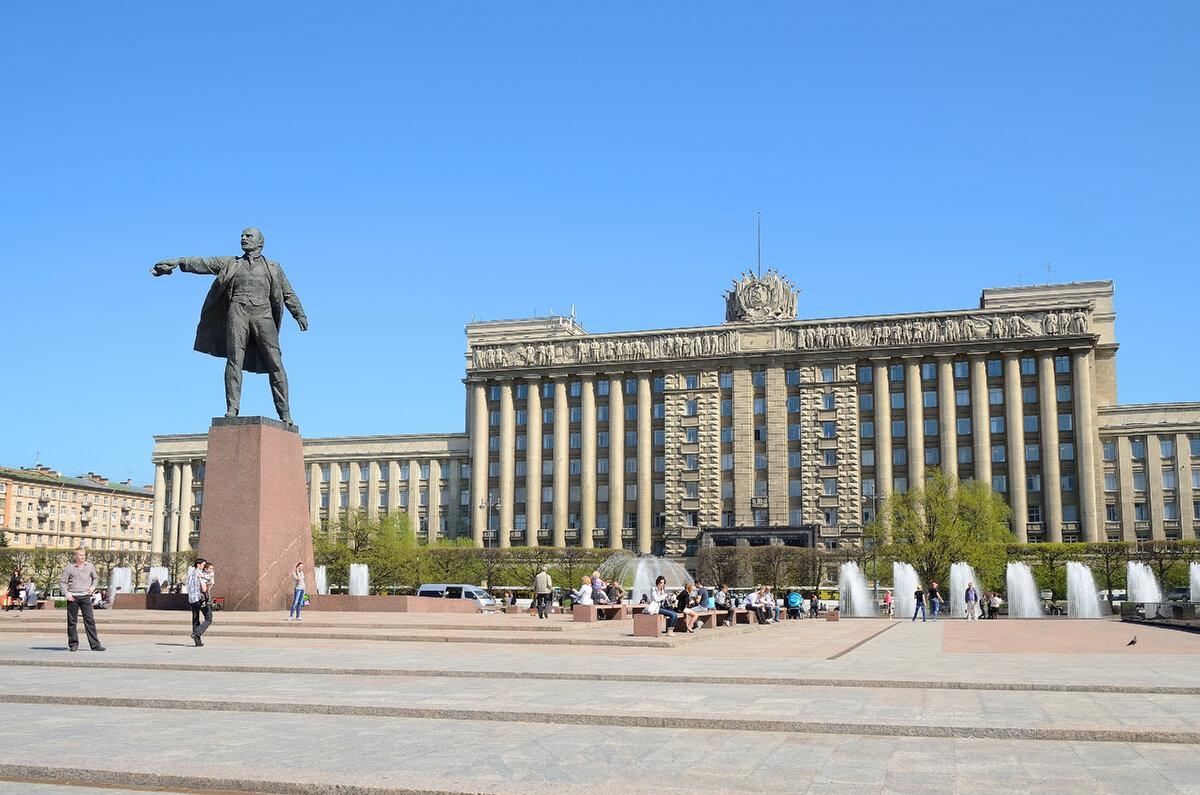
[1017,542,1072,601]
[751,545,800,593]
[1136,540,1193,591]
[882,468,1014,586]
[695,546,749,589]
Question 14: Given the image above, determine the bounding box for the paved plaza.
[1,608,1199,794]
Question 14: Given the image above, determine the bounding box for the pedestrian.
[643,575,678,636]
[928,581,943,621]
[534,564,553,619]
[24,577,38,609]
[883,589,893,618]
[188,558,213,647]
[60,547,105,651]
[714,584,735,626]
[964,582,979,620]
[148,578,162,595]
[912,584,927,622]
[7,568,22,611]
[288,561,306,621]
[988,592,1002,619]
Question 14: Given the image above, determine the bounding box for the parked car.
[1167,587,1191,601]
[415,583,498,609]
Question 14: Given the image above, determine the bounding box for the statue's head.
[240,227,265,253]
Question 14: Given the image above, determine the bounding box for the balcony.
[80,512,91,525]
[120,514,132,526]
[621,528,637,540]
[749,497,768,509]
[37,493,50,504]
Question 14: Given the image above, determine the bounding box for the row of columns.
[869,348,1099,542]
[471,374,656,552]
[150,461,196,555]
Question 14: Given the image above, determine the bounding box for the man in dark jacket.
[152,227,308,425]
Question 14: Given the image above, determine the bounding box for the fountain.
[1066,561,1104,618]
[348,563,369,596]
[314,565,328,595]
[838,561,874,616]
[1005,561,1042,618]
[599,553,690,603]
[893,562,919,619]
[148,566,169,590]
[109,567,133,600]
[949,562,982,619]
[1191,562,1200,602]
[1126,561,1163,604]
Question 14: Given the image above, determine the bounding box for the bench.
[572,604,631,622]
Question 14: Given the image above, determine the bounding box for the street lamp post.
[480,496,501,547]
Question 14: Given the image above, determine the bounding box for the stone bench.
[572,604,631,622]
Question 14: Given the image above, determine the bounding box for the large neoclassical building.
[151,276,1200,558]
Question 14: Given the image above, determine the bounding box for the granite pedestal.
[198,417,314,612]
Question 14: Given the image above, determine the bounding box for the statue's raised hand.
[150,260,178,277]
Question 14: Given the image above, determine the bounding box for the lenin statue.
[151,227,308,425]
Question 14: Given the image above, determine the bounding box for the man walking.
[533,564,553,619]
[151,227,308,425]
[912,584,927,622]
[188,559,214,646]
[928,581,943,621]
[60,548,105,652]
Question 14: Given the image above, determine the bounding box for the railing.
[1121,600,1200,629]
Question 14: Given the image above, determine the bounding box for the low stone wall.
[304,595,480,613]
[113,593,190,611]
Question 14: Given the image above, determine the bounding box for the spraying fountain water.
[1126,561,1163,604]
[838,561,874,616]
[1005,561,1042,618]
[893,562,919,619]
[109,567,133,600]
[1066,561,1103,618]
[949,562,982,619]
[1191,562,1200,603]
[315,565,328,595]
[599,553,691,603]
[148,566,169,590]
[348,563,369,596]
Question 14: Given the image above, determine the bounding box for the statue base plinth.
[198,416,313,612]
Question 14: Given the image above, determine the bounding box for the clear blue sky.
[2,3,1197,486]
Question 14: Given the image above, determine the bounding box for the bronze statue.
[152,228,308,425]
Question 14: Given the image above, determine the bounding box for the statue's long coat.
[178,255,306,374]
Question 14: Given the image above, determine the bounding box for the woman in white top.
[643,575,679,635]
[288,562,306,620]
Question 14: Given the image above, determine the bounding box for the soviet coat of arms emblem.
[724,270,798,322]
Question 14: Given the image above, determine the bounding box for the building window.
[789,451,803,468]
[783,369,801,386]
[957,418,971,435]
[754,453,767,469]
[596,406,609,421]
[1130,438,1145,459]
[653,403,665,419]
[990,416,1005,434]
[1026,444,1039,461]
[543,383,554,399]
[822,393,836,410]
[1060,443,1075,460]
[1106,504,1118,522]
[924,419,938,436]
[721,453,734,470]
[569,460,581,475]
[890,364,903,381]
[1161,438,1175,458]
[989,388,1003,405]
[543,434,554,450]
[490,386,501,401]
[752,371,767,387]
[626,431,638,447]
[654,457,665,472]
[861,422,874,438]
[684,375,698,389]
[925,448,939,465]
[1062,504,1078,522]
[625,405,637,421]
[1056,385,1072,402]
[1132,471,1146,491]
[1058,414,1073,431]
[821,367,834,383]
[958,446,972,463]
[719,399,733,416]
[754,426,768,441]
[862,449,875,467]
[987,359,1001,377]
[489,411,501,426]
[1061,473,1076,491]
[1027,474,1041,492]
[1104,473,1117,492]
[892,420,906,437]
[1028,504,1042,522]
[1020,357,1036,375]
[860,393,873,411]
[684,427,698,443]
[823,507,837,525]
[597,458,609,474]
[822,449,836,466]
[721,426,734,443]
[992,475,1007,493]
[822,478,836,496]
[753,397,767,414]
[1134,503,1148,521]
[654,429,665,445]
[956,389,970,406]
[1054,355,1070,373]
[1024,415,1038,433]
[1163,470,1177,490]
[685,400,698,416]
[859,366,873,383]
[569,433,581,449]
[788,479,803,497]
[991,446,1006,463]
[787,424,802,441]
[893,449,907,466]
[754,480,768,497]
[891,392,904,410]
[893,478,908,494]
[570,407,582,422]
[923,390,936,408]
[1023,386,1038,404]
[684,455,698,471]
[683,482,698,499]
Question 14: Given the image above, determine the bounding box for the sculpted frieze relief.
[467,308,1091,371]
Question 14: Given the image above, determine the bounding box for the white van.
[415,583,498,609]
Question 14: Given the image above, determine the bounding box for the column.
[637,373,653,554]
[580,375,597,547]
[308,463,321,528]
[1072,349,1100,542]
[552,378,568,546]
[327,463,341,523]
[169,463,183,553]
[349,462,363,516]
[447,456,462,540]
[905,359,924,487]
[177,462,194,552]
[387,459,401,514]
[608,375,625,550]
[1115,436,1136,542]
[1003,354,1028,542]
[970,355,992,488]
[367,461,381,521]
[1176,433,1194,540]
[1038,352,1062,542]
[498,380,515,547]
[732,368,754,525]
[937,357,957,481]
[872,361,892,498]
[151,463,166,555]
[470,382,488,546]
[525,378,542,547]
[1147,433,1165,541]
[407,457,421,534]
